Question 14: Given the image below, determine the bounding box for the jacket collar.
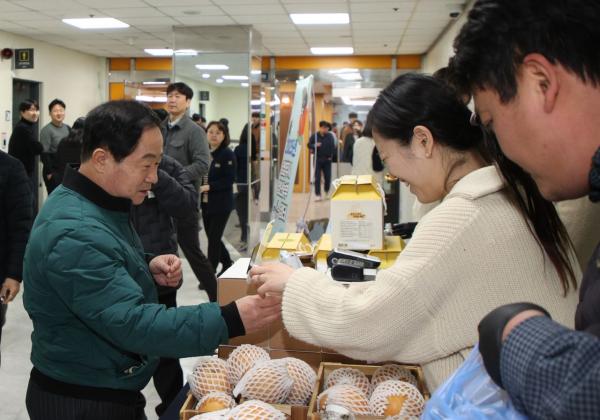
[62,165,132,213]
[444,165,504,201]
[590,147,600,203]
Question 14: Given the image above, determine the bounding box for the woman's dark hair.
[206,120,230,149]
[72,117,86,130]
[81,100,161,163]
[19,99,39,112]
[368,72,575,294]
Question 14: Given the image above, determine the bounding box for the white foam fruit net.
[189,409,230,420]
[194,391,236,413]
[225,399,286,420]
[188,356,232,400]
[371,364,418,388]
[226,344,270,386]
[325,367,371,398]
[317,384,372,416]
[281,357,317,406]
[232,359,294,404]
[369,379,425,418]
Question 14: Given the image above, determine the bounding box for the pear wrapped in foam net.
[226,344,270,386]
[325,367,371,397]
[281,357,317,405]
[188,356,231,399]
[189,410,230,420]
[318,384,372,416]
[225,399,286,420]
[369,380,425,418]
[232,359,294,404]
[371,364,418,388]
[194,391,236,413]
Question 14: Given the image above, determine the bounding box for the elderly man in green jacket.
[22,100,281,420]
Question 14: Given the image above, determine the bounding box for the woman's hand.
[248,262,295,297]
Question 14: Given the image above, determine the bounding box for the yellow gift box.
[330,175,384,250]
[261,232,312,261]
[368,235,405,269]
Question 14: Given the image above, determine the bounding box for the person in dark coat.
[0,150,34,365]
[200,121,236,276]
[342,119,363,164]
[130,154,197,416]
[51,117,85,185]
[308,120,336,200]
[234,127,255,249]
[8,99,43,210]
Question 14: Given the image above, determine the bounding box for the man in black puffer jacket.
[130,154,197,416]
[0,150,34,365]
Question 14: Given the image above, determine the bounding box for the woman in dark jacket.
[200,121,236,275]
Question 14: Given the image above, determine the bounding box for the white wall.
[0,30,107,152]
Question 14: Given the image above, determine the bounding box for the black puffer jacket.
[8,119,43,177]
[0,151,33,284]
[130,155,198,296]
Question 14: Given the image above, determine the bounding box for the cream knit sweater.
[282,166,580,391]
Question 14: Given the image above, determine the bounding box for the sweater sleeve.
[45,229,229,358]
[282,198,481,364]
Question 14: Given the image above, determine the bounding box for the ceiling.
[0,0,465,57]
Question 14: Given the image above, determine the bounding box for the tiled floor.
[0,191,330,420]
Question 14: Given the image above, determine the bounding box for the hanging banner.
[270,75,313,236]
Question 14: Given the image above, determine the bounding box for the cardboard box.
[262,232,312,261]
[313,234,332,272]
[307,362,429,420]
[330,175,384,250]
[367,236,405,269]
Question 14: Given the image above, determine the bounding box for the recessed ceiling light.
[62,17,129,29]
[202,73,210,79]
[337,73,362,81]
[174,49,197,56]
[216,79,224,84]
[222,75,248,80]
[241,82,249,87]
[290,13,349,25]
[311,47,353,55]
[144,48,173,56]
[195,64,229,70]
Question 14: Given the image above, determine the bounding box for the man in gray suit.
[162,82,217,300]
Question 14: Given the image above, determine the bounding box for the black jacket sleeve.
[209,149,236,192]
[152,155,198,220]
[4,157,33,281]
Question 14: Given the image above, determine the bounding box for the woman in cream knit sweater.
[250,74,579,391]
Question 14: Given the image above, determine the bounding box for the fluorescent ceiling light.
[135,95,167,103]
[142,81,166,85]
[174,49,197,56]
[342,96,352,105]
[351,99,376,106]
[222,75,248,80]
[251,70,261,75]
[311,47,353,55]
[329,68,358,74]
[62,17,129,29]
[337,72,362,81]
[216,78,224,84]
[201,73,210,79]
[290,13,349,25]
[196,64,229,70]
[144,48,173,56]
[241,82,249,87]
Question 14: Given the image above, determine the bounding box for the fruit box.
[179,388,309,420]
[307,362,430,420]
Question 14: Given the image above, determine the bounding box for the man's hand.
[149,254,182,287]
[0,278,21,303]
[235,294,282,334]
[199,185,210,193]
[248,262,295,297]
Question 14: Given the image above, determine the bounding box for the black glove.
[478,302,551,388]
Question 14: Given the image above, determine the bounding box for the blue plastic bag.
[422,344,528,419]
